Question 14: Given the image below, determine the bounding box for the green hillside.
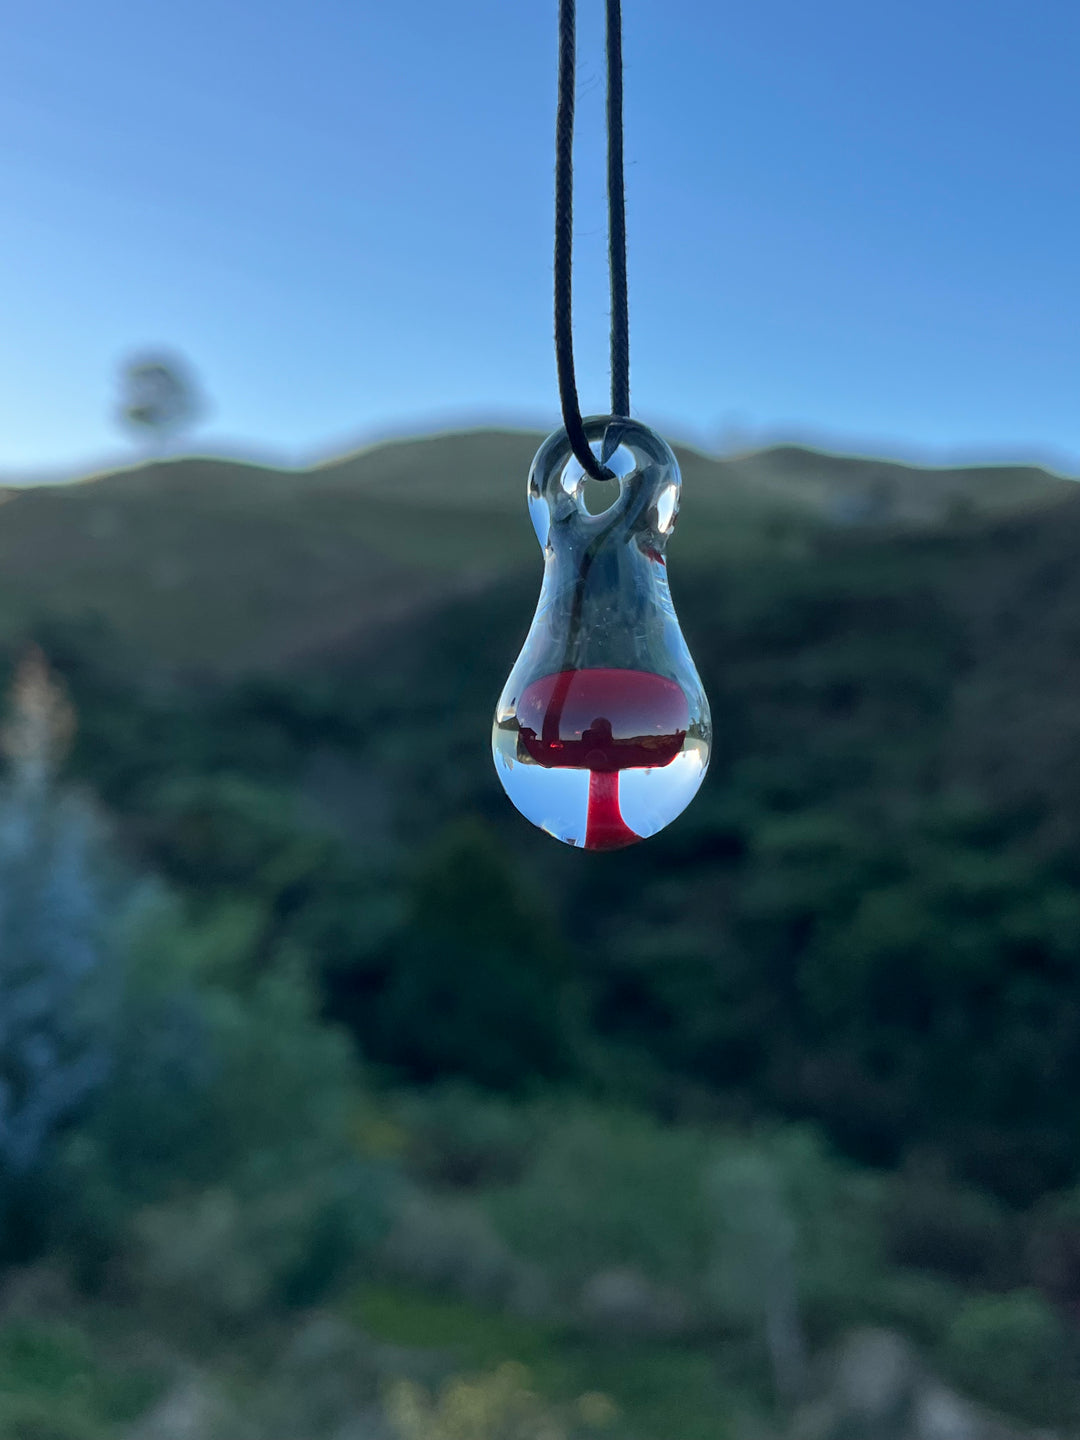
[0,428,1072,670]
[7,429,1080,1436]
[11,421,1080,1195]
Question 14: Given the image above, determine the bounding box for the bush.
[486,1105,713,1293]
[942,1290,1079,1424]
[379,1193,537,1311]
[705,1127,885,1402]
[394,1085,539,1190]
[228,1313,384,1440]
[137,771,340,904]
[708,1128,883,1335]
[0,1319,159,1437]
[55,899,394,1309]
[0,652,396,1312]
[882,1170,1017,1285]
[867,1270,963,1348]
[386,1362,617,1440]
[340,819,572,1090]
[1027,1186,1080,1306]
[125,1165,381,1325]
[0,1395,108,1440]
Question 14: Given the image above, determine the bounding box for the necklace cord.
[606,0,629,422]
[554,0,629,481]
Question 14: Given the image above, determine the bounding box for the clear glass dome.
[492,416,711,850]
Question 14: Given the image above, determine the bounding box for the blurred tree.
[707,1130,885,1407]
[115,351,203,451]
[336,818,571,1090]
[0,650,122,1188]
[707,1147,806,1407]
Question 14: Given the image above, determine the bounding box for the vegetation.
[386,1362,618,1440]
[115,352,204,452]
[2,432,1080,1433]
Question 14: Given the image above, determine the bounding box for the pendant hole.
[581,475,619,515]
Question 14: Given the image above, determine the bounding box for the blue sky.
[2,0,1079,475]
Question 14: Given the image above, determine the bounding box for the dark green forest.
[3,432,1080,1437]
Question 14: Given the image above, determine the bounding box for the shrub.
[882,1170,1017,1285]
[0,1319,158,1436]
[485,1105,713,1293]
[379,1193,535,1311]
[706,1127,885,1402]
[56,901,394,1309]
[1027,1186,1080,1306]
[0,1394,108,1440]
[394,1084,539,1190]
[867,1270,963,1348]
[125,1164,380,1325]
[348,819,572,1090]
[942,1290,1079,1424]
[386,1362,616,1440]
[708,1128,883,1335]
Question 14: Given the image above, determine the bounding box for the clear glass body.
[492,416,711,850]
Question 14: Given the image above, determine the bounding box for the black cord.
[606,0,629,421]
[555,0,630,481]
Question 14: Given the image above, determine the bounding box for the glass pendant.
[492,415,711,850]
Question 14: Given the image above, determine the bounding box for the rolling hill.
[0,427,1074,671]
[9,425,1080,1201]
